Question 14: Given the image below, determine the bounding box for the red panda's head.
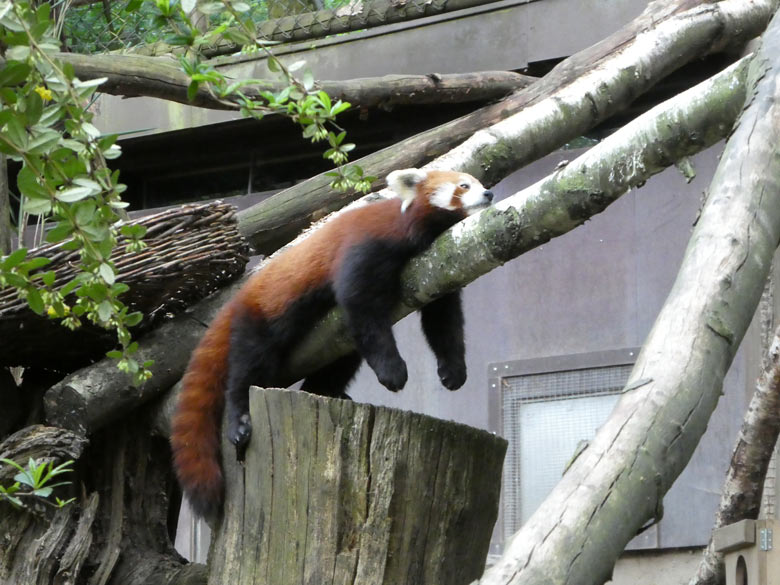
[387,169,494,216]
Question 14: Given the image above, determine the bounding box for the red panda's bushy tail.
[170,302,235,520]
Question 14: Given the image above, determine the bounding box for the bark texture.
[689,326,780,585]
[49,52,532,111]
[237,0,777,255]
[208,387,507,585]
[0,420,206,585]
[477,9,780,584]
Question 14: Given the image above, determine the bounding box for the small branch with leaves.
[0,457,75,510]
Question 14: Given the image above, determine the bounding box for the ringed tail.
[170,302,235,519]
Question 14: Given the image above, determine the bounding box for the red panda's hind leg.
[225,315,281,457]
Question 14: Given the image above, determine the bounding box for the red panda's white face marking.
[387,168,493,215]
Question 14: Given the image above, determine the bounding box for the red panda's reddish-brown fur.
[171,170,493,519]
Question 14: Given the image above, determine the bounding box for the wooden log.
[208,387,507,585]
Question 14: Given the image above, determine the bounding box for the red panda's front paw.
[376,360,408,391]
[438,361,466,390]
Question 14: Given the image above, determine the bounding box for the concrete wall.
[609,548,705,585]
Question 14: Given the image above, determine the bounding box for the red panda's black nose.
[484,190,494,202]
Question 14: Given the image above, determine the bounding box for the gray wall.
[349,142,756,548]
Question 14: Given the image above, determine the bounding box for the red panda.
[170,169,493,519]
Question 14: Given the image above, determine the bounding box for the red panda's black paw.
[438,362,466,390]
[377,361,408,392]
[229,413,252,451]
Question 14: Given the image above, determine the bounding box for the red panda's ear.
[387,169,427,204]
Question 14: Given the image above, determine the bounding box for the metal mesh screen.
[501,364,633,542]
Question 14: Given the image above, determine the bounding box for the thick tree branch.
[282,54,751,379]
[49,52,533,110]
[689,325,780,585]
[237,0,778,255]
[478,10,780,584]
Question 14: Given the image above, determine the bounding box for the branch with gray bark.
[478,10,780,584]
[689,325,780,585]
[49,52,534,110]
[236,0,778,254]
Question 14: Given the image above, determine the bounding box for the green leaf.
[46,222,73,243]
[41,271,56,286]
[0,62,31,87]
[187,80,199,103]
[17,166,49,199]
[98,263,115,285]
[2,248,27,269]
[22,196,52,216]
[27,288,44,315]
[125,311,143,327]
[25,92,43,125]
[302,70,314,92]
[267,57,280,73]
[56,186,93,202]
[97,300,113,323]
[5,115,28,150]
[23,257,51,271]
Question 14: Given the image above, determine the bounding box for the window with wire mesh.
[500,364,633,543]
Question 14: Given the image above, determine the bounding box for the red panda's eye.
[459,183,470,190]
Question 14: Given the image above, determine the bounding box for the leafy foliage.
[0,0,371,385]
[155,0,375,192]
[0,457,75,510]
[62,0,355,54]
[0,0,152,383]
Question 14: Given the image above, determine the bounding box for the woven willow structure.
[0,202,250,370]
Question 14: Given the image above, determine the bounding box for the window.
[489,349,638,548]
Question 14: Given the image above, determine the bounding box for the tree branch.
[48,52,532,110]
[478,10,780,584]
[688,325,780,585]
[237,0,778,255]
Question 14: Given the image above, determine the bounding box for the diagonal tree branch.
[236,0,778,255]
[689,325,780,585]
[478,9,780,583]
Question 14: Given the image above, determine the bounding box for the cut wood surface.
[208,387,507,585]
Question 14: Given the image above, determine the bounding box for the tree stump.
[208,387,507,585]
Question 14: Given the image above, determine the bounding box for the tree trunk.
[689,325,780,585]
[478,8,780,585]
[0,419,205,585]
[237,0,777,255]
[208,387,507,585]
